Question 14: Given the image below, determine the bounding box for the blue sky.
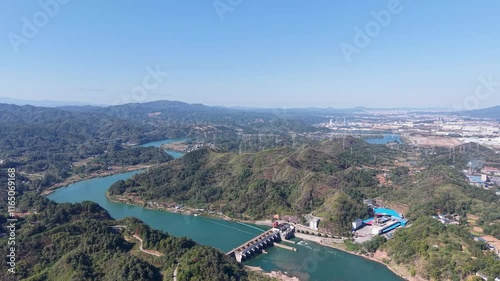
[1,0,500,108]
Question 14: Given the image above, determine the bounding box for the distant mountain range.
[0,97,103,107]
[0,97,457,112]
[461,106,500,119]
[3,97,500,119]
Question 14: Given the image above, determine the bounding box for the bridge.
[226,229,281,262]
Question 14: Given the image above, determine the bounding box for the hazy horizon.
[2,1,500,109]
[0,96,477,109]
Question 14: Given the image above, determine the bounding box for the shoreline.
[106,193,236,221]
[294,233,416,281]
[245,266,299,281]
[106,194,415,281]
[47,170,415,281]
[105,190,238,223]
[41,164,153,196]
[160,141,188,153]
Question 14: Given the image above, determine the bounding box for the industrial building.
[352,208,407,239]
[272,222,296,240]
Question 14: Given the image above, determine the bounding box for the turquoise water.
[138,138,190,158]
[365,134,402,145]
[47,138,404,281]
[47,170,266,251]
[246,240,403,281]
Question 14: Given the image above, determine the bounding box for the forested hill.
[59,100,327,135]
[461,105,500,119]
[106,136,500,280]
[109,138,398,236]
[0,103,171,159]
[58,100,337,126]
[0,103,177,192]
[0,103,176,163]
[0,101,326,196]
[376,146,500,280]
[0,195,271,281]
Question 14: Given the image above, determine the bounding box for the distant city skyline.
[2,1,500,108]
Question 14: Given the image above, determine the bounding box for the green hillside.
[0,195,272,281]
[384,217,500,280]
[109,138,396,236]
[108,138,500,280]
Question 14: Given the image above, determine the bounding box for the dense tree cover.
[66,101,325,134]
[107,135,500,280]
[376,154,500,281]
[384,217,500,281]
[344,235,387,254]
[341,169,378,188]
[419,142,500,171]
[390,166,409,185]
[383,164,500,226]
[0,104,169,159]
[177,246,248,281]
[0,196,265,281]
[484,224,500,240]
[0,172,32,211]
[60,101,332,155]
[0,102,331,193]
[4,102,500,280]
[91,146,173,167]
[109,138,392,235]
[319,193,370,236]
[0,104,181,190]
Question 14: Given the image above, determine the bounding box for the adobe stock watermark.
[111,65,169,105]
[339,0,408,64]
[300,247,329,274]
[7,0,72,54]
[453,74,500,111]
[6,168,17,274]
[213,0,243,21]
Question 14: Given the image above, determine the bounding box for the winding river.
[47,139,403,281]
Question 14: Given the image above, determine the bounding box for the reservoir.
[365,134,402,145]
[137,138,190,158]
[47,139,404,281]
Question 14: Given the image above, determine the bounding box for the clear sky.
[1,0,500,109]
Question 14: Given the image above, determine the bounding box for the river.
[47,139,404,281]
[137,138,191,158]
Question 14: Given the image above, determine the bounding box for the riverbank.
[41,164,153,196]
[245,266,299,281]
[106,193,413,281]
[106,193,237,221]
[216,216,413,280]
[160,141,188,153]
[48,171,406,281]
[294,232,423,281]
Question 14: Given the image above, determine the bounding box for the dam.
[46,161,405,280]
[227,223,296,262]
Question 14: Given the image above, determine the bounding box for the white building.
[352,219,363,230]
[309,218,320,230]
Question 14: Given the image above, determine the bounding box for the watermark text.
[6,168,17,274]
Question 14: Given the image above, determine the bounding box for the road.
[173,264,179,281]
[132,234,164,257]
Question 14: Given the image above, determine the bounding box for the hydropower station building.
[353,208,408,235]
